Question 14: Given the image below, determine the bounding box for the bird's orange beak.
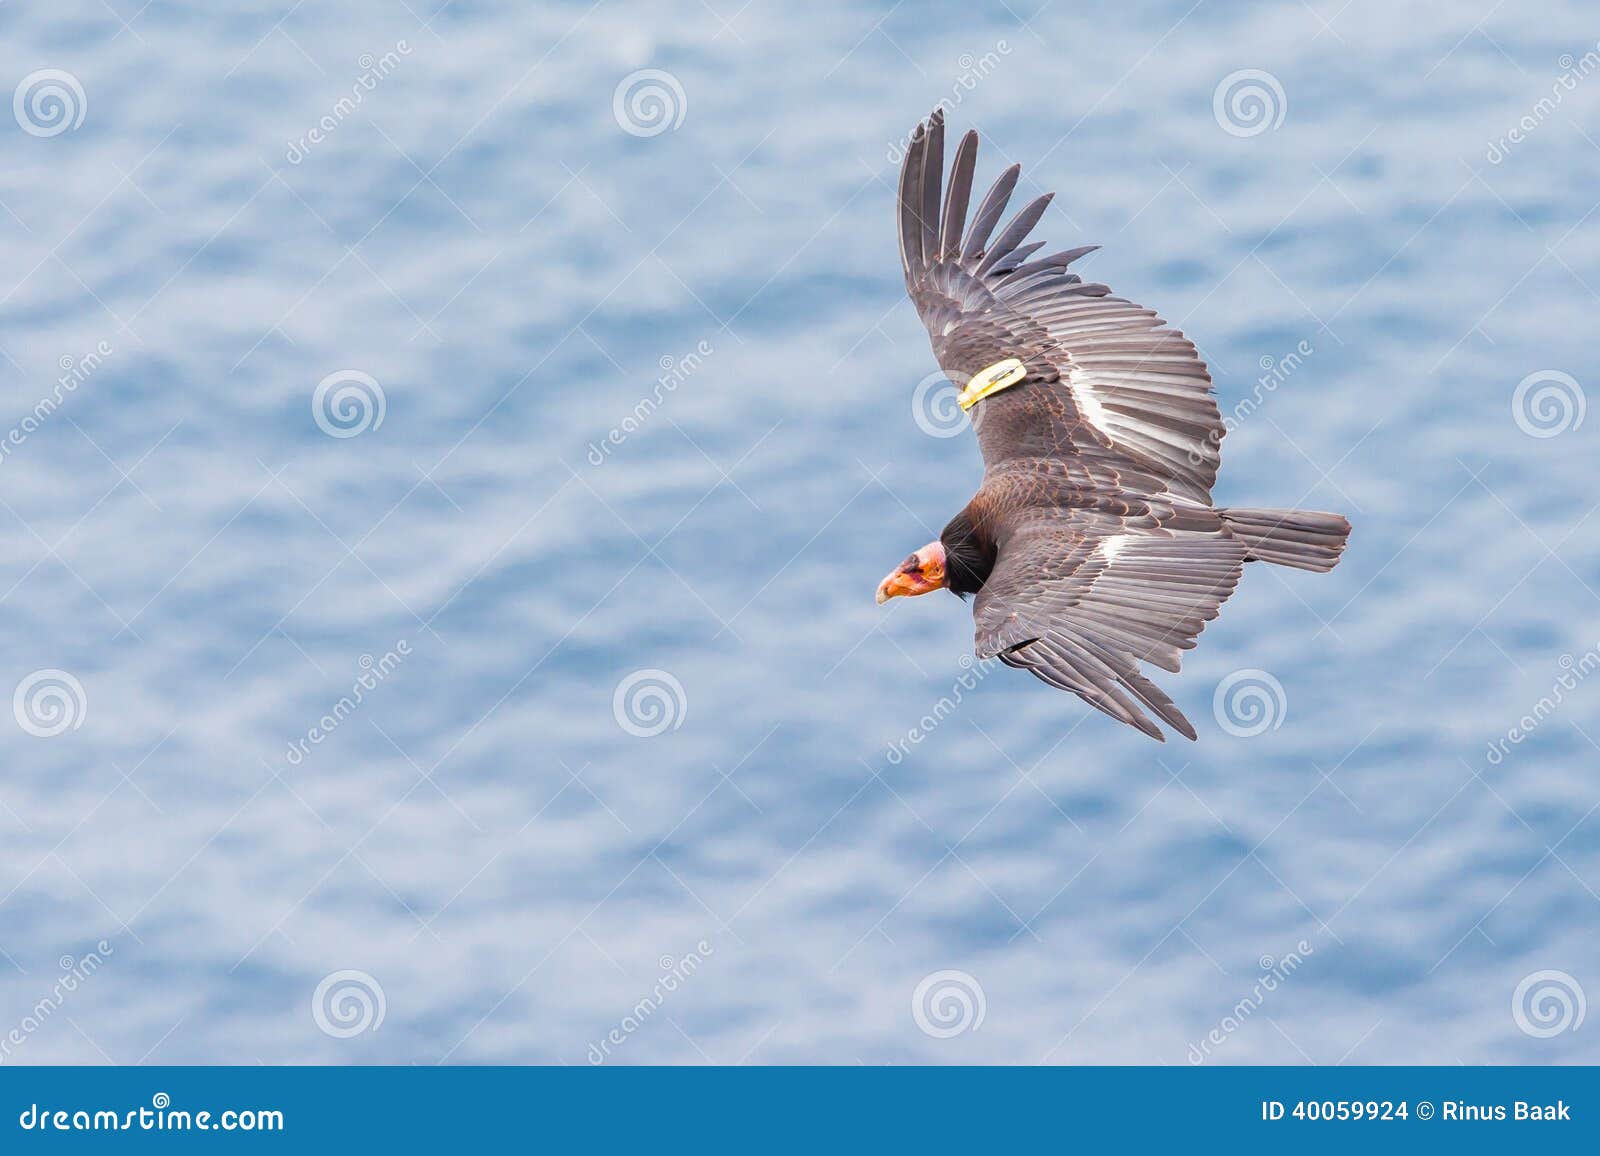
[876,542,947,604]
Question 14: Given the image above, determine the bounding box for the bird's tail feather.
[1221,508,1351,573]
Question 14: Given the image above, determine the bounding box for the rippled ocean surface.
[1,0,1597,1064]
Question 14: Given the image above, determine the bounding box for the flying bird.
[876,110,1350,741]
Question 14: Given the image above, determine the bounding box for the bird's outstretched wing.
[898,110,1225,505]
[971,500,1248,741]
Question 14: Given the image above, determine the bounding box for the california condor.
[876,110,1351,741]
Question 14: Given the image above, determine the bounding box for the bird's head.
[876,541,947,603]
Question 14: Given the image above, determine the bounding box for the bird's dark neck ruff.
[940,509,997,597]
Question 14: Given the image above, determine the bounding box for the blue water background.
[0,0,1597,1063]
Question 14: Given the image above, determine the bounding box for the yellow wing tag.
[957,358,1027,411]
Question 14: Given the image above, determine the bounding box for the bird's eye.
[902,553,920,572]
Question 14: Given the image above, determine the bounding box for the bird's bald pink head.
[876,541,947,603]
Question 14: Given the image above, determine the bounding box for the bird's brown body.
[878,111,1351,741]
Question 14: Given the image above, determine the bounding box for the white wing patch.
[1096,532,1134,562]
[1065,365,1114,440]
